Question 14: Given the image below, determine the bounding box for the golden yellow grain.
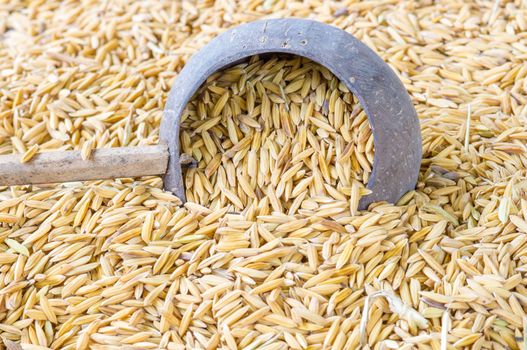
[0,1,526,349]
[180,55,373,212]
[80,139,94,161]
[20,144,39,163]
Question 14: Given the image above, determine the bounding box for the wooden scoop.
[0,19,422,209]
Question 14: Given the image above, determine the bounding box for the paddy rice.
[180,54,373,212]
[0,0,527,349]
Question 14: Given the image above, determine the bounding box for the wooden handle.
[0,144,169,186]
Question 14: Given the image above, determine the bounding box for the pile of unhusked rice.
[180,55,373,212]
[1,0,527,349]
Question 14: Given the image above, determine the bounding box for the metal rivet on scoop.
[0,18,421,210]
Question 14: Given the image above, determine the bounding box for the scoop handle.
[0,144,168,186]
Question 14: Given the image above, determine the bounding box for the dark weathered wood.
[0,145,168,186]
[161,18,422,209]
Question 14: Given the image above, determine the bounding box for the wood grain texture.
[0,144,168,186]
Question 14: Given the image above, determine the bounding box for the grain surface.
[180,55,373,211]
[1,0,527,349]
